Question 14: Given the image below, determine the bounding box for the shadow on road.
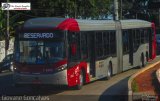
[0,73,74,96]
[152,71,160,100]
[99,77,130,101]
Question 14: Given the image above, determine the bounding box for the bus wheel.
[141,53,145,68]
[107,62,112,80]
[76,70,84,90]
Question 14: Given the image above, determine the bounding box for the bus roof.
[23,17,152,31]
[120,20,151,29]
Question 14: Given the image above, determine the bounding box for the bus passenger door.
[88,33,96,77]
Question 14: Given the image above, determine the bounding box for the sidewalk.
[132,57,160,100]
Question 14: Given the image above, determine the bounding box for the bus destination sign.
[23,33,54,39]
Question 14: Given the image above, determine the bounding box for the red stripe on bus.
[15,59,67,73]
[57,18,80,32]
[67,62,90,87]
[52,59,67,68]
[151,22,156,59]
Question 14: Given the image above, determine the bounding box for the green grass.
[132,79,139,92]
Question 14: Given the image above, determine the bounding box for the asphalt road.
[0,57,160,101]
[0,68,139,101]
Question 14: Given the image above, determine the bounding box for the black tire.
[75,70,84,90]
[107,62,112,80]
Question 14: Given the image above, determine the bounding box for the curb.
[156,68,160,83]
[128,60,160,101]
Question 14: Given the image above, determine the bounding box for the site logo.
[2,3,10,10]
[1,3,31,10]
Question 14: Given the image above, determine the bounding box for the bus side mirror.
[71,43,77,56]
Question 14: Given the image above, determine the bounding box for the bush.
[132,79,139,92]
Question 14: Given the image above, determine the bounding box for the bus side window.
[140,29,145,44]
[95,32,103,58]
[80,32,88,59]
[136,29,141,47]
[133,29,140,51]
[103,31,110,56]
[110,31,116,55]
[133,29,136,52]
[144,29,148,43]
[123,30,129,54]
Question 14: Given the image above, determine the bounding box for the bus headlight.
[14,67,17,70]
[56,64,67,72]
[13,65,18,72]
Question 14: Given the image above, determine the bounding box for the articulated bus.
[13,18,156,89]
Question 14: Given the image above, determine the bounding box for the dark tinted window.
[110,31,116,55]
[68,32,81,61]
[103,32,110,56]
[80,32,88,59]
[95,32,103,58]
[123,30,129,54]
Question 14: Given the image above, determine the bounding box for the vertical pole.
[120,0,122,19]
[5,0,9,57]
[114,0,119,20]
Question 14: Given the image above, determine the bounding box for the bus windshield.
[15,41,64,64]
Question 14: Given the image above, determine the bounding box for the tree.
[0,8,5,40]
[0,8,22,40]
[25,0,112,19]
[121,0,150,20]
[0,0,113,40]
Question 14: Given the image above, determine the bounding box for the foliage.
[1,0,156,40]
[0,0,113,40]
[0,9,23,41]
[28,0,112,19]
[132,79,139,92]
[121,0,150,20]
[0,8,6,40]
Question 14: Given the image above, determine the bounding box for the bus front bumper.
[13,70,68,86]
